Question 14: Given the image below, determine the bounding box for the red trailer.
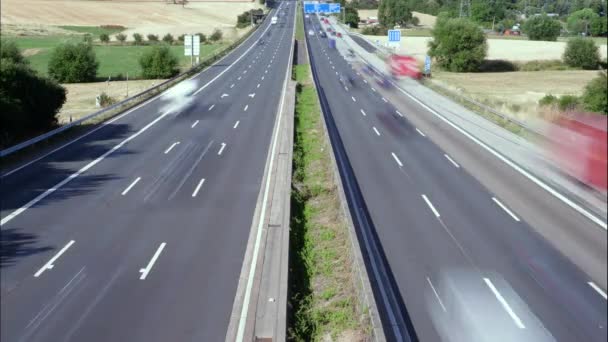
[388,54,422,79]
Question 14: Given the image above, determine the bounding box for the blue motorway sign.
[424,55,432,74]
[328,3,341,13]
[388,29,401,42]
[303,1,341,14]
[304,3,316,13]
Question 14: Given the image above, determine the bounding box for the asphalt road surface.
[306,14,607,342]
[0,2,295,341]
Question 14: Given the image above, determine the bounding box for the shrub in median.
[581,71,607,115]
[48,42,99,83]
[563,37,600,70]
[139,45,179,79]
[522,14,562,41]
[428,16,487,72]
[361,25,386,35]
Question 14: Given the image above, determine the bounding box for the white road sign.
[184,35,201,56]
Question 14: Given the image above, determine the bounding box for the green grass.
[3,35,226,79]
[288,62,366,341]
[58,25,125,36]
[295,2,305,40]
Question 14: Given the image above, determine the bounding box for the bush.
[411,16,420,26]
[98,92,117,107]
[147,34,159,42]
[428,17,487,72]
[563,37,600,69]
[361,25,386,35]
[567,9,599,35]
[48,43,99,83]
[558,95,580,111]
[133,33,143,45]
[99,33,110,43]
[177,34,185,42]
[83,34,93,44]
[522,14,562,41]
[116,33,127,43]
[237,10,253,28]
[539,94,558,106]
[581,71,607,114]
[197,33,207,44]
[139,45,179,79]
[210,29,223,42]
[590,16,607,36]
[162,33,174,44]
[1,56,66,145]
[1,41,28,65]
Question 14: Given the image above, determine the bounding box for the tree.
[563,37,600,69]
[379,0,412,28]
[590,16,608,36]
[139,46,179,79]
[133,33,143,45]
[116,33,127,44]
[48,43,99,83]
[162,33,174,44]
[428,16,487,72]
[344,4,360,28]
[83,34,93,44]
[197,33,207,44]
[210,29,223,42]
[567,8,599,35]
[147,34,159,42]
[523,14,562,41]
[471,0,506,24]
[1,44,66,145]
[581,71,607,114]
[99,33,110,44]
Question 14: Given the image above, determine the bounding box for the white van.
[271,16,278,25]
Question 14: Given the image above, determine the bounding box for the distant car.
[308,29,315,36]
[319,30,327,38]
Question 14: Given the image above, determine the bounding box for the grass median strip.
[288,63,368,341]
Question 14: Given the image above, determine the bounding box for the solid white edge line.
[391,152,403,167]
[1,111,172,226]
[164,141,180,154]
[139,242,166,280]
[373,127,380,136]
[422,194,440,218]
[426,277,447,312]
[393,83,607,230]
[484,277,526,329]
[191,120,199,128]
[234,121,240,129]
[588,282,607,300]
[218,143,226,155]
[192,178,206,197]
[235,3,292,340]
[121,177,141,196]
[444,154,460,168]
[34,240,75,277]
[492,197,521,222]
[416,128,426,137]
[360,109,366,116]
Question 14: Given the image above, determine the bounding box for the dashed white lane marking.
[265,70,268,73]
[484,278,526,329]
[139,243,166,280]
[261,76,265,80]
[427,277,447,312]
[373,127,380,136]
[248,93,255,98]
[382,97,388,103]
[221,93,229,98]
[192,178,206,197]
[492,197,520,222]
[233,121,240,129]
[191,120,199,128]
[371,87,377,92]
[391,152,403,167]
[396,110,403,117]
[351,96,356,102]
[257,83,261,88]
[218,142,226,155]
[238,76,242,80]
[363,79,368,83]
[34,240,75,277]
[164,141,180,154]
[360,109,366,116]
[209,104,215,110]
[121,177,141,196]
[422,194,440,218]
[244,105,249,111]
[588,282,607,300]
[230,83,235,88]
[416,128,426,137]
[444,154,460,168]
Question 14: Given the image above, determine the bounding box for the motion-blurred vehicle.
[388,54,422,79]
[319,30,327,38]
[271,16,278,25]
[308,29,315,36]
[545,113,607,193]
[337,32,342,38]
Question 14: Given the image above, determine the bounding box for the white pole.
[190,34,194,67]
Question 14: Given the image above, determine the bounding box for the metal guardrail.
[0,17,267,159]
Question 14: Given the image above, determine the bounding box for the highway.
[304,13,607,342]
[0,1,295,341]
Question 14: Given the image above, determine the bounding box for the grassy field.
[289,62,368,341]
[3,35,226,79]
